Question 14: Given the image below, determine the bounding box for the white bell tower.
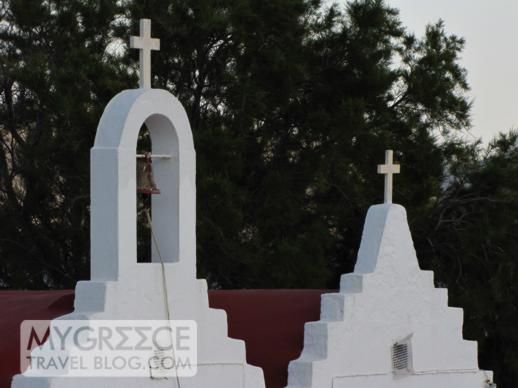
[12,19,265,388]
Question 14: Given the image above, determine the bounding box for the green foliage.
[0,0,515,384]
[0,0,132,288]
[416,131,518,387]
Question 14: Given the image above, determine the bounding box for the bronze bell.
[137,152,160,195]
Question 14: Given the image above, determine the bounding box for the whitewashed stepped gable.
[286,203,493,388]
[12,88,265,388]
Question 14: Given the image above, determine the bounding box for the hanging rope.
[144,210,247,386]
[146,210,182,388]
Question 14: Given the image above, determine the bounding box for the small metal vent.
[392,342,409,371]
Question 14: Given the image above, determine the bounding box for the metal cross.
[130,19,160,89]
[377,150,400,204]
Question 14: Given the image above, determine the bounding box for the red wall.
[0,289,327,388]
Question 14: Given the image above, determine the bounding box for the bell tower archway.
[90,89,196,281]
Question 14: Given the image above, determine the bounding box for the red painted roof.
[0,289,327,388]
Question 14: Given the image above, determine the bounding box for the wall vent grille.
[392,342,409,371]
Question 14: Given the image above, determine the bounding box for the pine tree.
[0,0,131,288]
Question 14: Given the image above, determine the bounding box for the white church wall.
[286,201,493,388]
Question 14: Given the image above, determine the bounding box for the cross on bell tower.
[130,19,160,89]
[377,149,400,204]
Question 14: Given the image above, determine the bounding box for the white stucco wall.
[12,88,264,388]
[286,204,493,388]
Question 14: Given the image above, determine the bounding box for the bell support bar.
[136,154,174,159]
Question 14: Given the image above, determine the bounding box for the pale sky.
[386,0,518,144]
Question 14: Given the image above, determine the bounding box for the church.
[0,19,494,388]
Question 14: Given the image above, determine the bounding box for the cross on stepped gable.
[130,18,160,89]
[377,149,400,204]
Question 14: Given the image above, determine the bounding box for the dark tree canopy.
[0,0,515,385]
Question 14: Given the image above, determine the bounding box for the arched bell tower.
[12,19,265,388]
[90,88,196,281]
